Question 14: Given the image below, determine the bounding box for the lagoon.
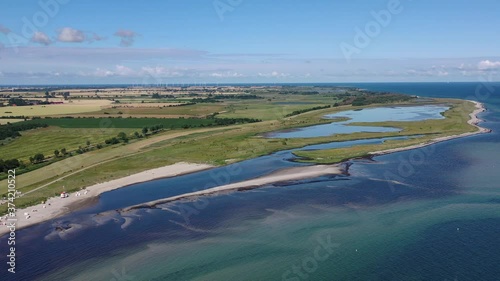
[267,105,448,138]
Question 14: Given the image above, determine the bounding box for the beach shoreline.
[1,101,489,235]
[0,163,213,235]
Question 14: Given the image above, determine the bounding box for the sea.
[1,82,499,281]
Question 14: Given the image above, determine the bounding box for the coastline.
[369,100,490,156]
[1,100,489,235]
[0,163,213,235]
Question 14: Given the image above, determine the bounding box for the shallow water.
[267,105,448,138]
[1,83,499,281]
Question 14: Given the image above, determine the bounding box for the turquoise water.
[1,83,500,281]
[267,105,447,138]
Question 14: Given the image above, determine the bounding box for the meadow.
[0,127,137,161]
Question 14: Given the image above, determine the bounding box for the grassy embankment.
[0,98,478,213]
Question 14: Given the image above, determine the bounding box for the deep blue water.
[1,82,499,281]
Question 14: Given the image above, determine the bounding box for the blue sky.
[0,0,499,84]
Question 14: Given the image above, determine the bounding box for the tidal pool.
[266,105,449,138]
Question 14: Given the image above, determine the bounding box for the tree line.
[0,122,48,141]
[284,105,332,117]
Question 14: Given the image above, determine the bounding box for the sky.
[0,0,499,85]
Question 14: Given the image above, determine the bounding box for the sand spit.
[123,164,347,212]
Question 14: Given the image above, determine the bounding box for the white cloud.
[31,32,52,46]
[84,65,136,77]
[258,71,290,78]
[115,65,135,76]
[93,68,115,77]
[114,29,139,47]
[478,60,500,70]
[140,66,185,77]
[210,71,244,78]
[57,27,86,43]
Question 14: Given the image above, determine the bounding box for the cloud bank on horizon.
[0,0,499,84]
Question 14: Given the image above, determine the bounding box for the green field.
[0,127,137,161]
[218,102,326,120]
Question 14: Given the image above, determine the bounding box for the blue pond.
[267,105,449,138]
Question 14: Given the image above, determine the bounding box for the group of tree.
[0,158,23,173]
[151,93,175,99]
[54,148,68,158]
[141,124,164,136]
[7,97,57,106]
[278,91,320,95]
[8,98,30,106]
[29,153,45,164]
[212,94,263,100]
[105,137,120,145]
[0,122,48,141]
[191,94,263,103]
[212,117,261,126]
[284,105,332,117]
[190,98,223,103]
[351,93,414,106]
[105,131,134,145]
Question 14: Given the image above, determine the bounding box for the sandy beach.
[124,164,346,211]
[1,101,489,235]
[0,163,213,235]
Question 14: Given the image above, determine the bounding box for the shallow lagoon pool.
[266,105,449,138]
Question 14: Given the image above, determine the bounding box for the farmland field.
[77,103,225,117]
[0,100,112,117]
[0,118,24,124]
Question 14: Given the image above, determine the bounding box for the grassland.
[218,102,325,120]
[0,127,137,161]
